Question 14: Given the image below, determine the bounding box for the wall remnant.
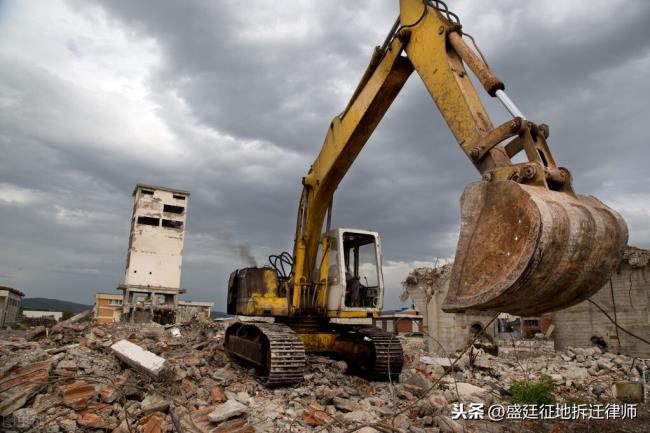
[177,300,214,323]
[0,285,24,328]
[402,264,496,355]
[553,245,650,358]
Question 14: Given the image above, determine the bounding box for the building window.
[137,216,160,226]
[162,219,183,229]
[163,204,184,214]
[108,299,122,306]
[141,190,154,195]
[173,194,186,200]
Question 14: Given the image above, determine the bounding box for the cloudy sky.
[1,0,648,309]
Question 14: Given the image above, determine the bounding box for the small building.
[496,313,552,339]
[22,310,63,321]
[119,184,190,324]
[373,308,423,335]
[0,286,24,327]
[94,293,124,324]
[553,246,650,357]
[177,300,215,323]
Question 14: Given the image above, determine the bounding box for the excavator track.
[333,325,404,381]
[359,326,404,381]
[224,322,305,387]
[358,326,404,380]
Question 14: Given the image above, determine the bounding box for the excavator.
[224,0,628,386]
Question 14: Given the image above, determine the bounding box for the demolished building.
[3,303,646,433]
[0,285,24,328]
[91,184,215,325]
[119,184,190,324]
[402,264,497,355]
[553,245,650,358]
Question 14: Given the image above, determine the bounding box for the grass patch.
[509,375,556,405]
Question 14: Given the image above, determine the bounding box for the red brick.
[78,413,107,429]
[139,411,165,433]
[303,401,333,426]
[0,360,52,416]
[226,382,246,393]
[210,386,226,403]
[213,418,255,433]
[181,378,196,396]
[100,385,119,403]
[59,380,97,410]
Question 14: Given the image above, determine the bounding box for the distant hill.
[22,298,92,313]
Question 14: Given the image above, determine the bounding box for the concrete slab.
[110,339,166,377]
[419,356,452,367]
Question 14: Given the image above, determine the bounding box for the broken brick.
[0,360,52,416]
[77,412,107,429]
[91,327,106,338]
[213,418,256,433]
[211,386,226,403]
[59,380,97,410]
[181,377,196,396]
[100,385,118,403]
[226,382,246,393]
[80,402,112,418]
[303,401,333,426]
[139,411,165,433]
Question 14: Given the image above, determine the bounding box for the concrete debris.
[0,315,648,433]
[612,382,645,402]
[111,339,167,377]
[208,399,249,423]
[50,309,92,333]
[11,408,37,430]
[420,356,452,367]
[623,245,650,268]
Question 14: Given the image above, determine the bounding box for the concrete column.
[1,295,8,327]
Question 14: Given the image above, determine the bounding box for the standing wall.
[552,246,649,358]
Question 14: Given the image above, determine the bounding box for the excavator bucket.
[443,180,628,316]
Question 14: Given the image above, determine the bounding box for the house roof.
[0,285,25,297]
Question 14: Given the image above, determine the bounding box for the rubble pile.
[623,246,650,268]
[403,265,452,297]
[0,314,647,433]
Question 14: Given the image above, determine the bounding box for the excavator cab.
[321,228,383,313]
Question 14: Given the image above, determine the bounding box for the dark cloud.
[1,0,648,310]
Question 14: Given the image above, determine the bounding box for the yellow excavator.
[224,0,628,386]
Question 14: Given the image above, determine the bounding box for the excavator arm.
[290,0,628,316]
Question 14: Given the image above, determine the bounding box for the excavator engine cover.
[443,180,628,316]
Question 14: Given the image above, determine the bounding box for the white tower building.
[119,184,190,323]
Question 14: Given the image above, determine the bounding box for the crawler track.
[357,326,404,380]
[224,322,305,386]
